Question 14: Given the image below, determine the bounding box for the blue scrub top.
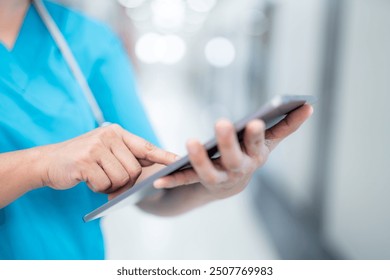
[0,1,158,259]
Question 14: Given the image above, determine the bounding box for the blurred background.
[60,0,389,259]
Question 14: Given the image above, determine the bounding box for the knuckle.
[69,167,83,182]
[119,173,130,186]
[264,139,273,148]
[110,123,122,131]
[175,173,187,186]
[95,178,111,192]
[163,151,176,163]
[256,153,268,167]
[112,173,130,187]
[291,125,300,134]
[144,141,156,152]
[225,159,242,171]
[183,174,192,186]
[204,174,218,185]
[253,138,262,148]
[191,153,204,165]
[103,178,112,189]
[73,157,90,174]
[168,152,178,162]
[231,170,245,179]
[143,142,157,160]
[84,138,104,157]
[129,164,142,179]
[127,170,141,185]
[111,175,129,188]
[99,125,120,138]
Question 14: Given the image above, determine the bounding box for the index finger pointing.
[121,131,179,166]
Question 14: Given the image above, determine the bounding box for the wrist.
[27,145,52,191]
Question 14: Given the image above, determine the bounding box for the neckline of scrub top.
[0,3,54,93]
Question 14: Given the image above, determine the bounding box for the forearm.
[0,147,46,208]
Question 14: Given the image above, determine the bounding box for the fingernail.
[220,127,230,137]
[153,179,164,189]
[187,140,199,154]
[216,120,231,137]
[256,120,265,130]
[309,105,314,115]
[188,146,197,155]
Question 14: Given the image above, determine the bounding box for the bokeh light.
[151,0,185,31]
[187,0,217,13]
[205,37,236,67]
[159,35,187,64]
[135,33,186,64]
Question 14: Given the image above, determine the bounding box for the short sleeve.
[87,31,160,146]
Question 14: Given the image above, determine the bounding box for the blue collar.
[0,3,54,93]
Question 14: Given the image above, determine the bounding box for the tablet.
[83,95,316,222]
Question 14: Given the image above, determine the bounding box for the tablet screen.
[83,95,316,222]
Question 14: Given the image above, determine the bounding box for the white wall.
[324,0,390,259]
[264,0,325,208]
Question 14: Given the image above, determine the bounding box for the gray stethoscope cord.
[32,0,108,127]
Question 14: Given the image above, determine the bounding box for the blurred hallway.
[60,0,390,259]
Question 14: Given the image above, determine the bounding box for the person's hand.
[39,124,178,196]
[153,104,313,199]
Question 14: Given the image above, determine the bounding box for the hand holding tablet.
[84,95,315,222]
